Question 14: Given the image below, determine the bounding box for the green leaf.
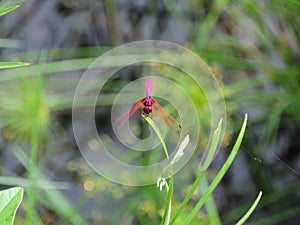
[0,62,31,69]
[0,187,24,225]
[0,5,20,16]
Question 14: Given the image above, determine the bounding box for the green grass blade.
[0,0,23,9]
[247,204,300,225]
[201,119,223,170]
[0,59,92,81]
[0,5,20,16]
[0,176,70,190]
[0,62,31,69]
[182,114,248,225]
[171,118,223,224]
[223,181,300,224]
[26,117,41,225]
[236,191,263,225]
[200,176,222,225]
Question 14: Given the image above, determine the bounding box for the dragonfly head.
[143,106,152,115]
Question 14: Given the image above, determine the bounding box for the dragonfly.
[114,78,181,134]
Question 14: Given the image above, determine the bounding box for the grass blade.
[201,119,223,170]
[171,118,223,224]
[236,191,263,225]
[200,176,222,225]
[223,181,300,224]
[0,62,31,69]
[247,204,300,225]
[182,114,248,225]
[0,176,70,190]
[0,5,20,16]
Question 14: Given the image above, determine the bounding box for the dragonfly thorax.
[143,97,152,115]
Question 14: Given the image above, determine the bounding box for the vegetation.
[0,0,299,224]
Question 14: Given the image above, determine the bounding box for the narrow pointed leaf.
[0,5,20,16]
[180,114,248,225]
[236,191,263,225]
[0,62,31,69]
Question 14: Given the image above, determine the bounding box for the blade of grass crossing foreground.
[236,191,263,225]
[200,176,222,225]
[181,114,248,225]
[171,118,223,224]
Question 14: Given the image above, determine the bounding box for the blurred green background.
[0,0,300,224]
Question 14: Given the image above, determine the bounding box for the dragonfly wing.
[151,99,181,133]
[114,99,144,128]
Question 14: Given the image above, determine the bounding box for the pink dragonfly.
[114,78,181,134]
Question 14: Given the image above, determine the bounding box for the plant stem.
[144,117,169,161]
[26,120,40,225]
[144,117,173,225]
